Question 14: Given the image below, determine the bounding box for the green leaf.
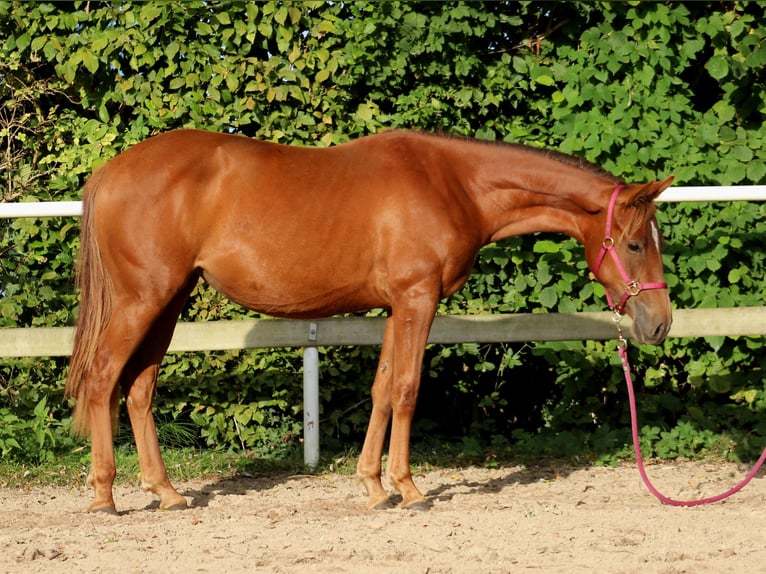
[315,67,330,83]
[59,60,76,84]
[533,73,555,87]
[475,126,496,141]
[140,3,163,24]
[699,123,719,145]
[274,5,288,25]
[90,36,109,53]
[719,126,736,141]
[197,20,212,36]
[225,73,239,92]
[538,286,558,308]
[746,162,766,183]
[15,32,31,52]
[705,55,729,80]
[726,162,747,183]
[81,51,99,74]
[533,240,560,254]
[730,146,753,162]
[30,35,47,52]
[712,101,735,122]
[258,20,273,38]
[315,20,336,34]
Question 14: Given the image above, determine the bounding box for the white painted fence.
[2,186,766,218]
[2,186,765,468]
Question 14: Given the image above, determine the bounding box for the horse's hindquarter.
[95,130,482,319]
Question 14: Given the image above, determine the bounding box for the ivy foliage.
[1,1,764,463]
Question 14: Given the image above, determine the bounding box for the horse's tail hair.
[65,167,114,438]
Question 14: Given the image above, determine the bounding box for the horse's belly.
[200,264,387,319]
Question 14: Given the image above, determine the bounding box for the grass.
[0,440,526,490]
[1,424,751,490]
[0,446,313,489]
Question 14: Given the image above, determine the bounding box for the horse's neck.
[449,142,615,245]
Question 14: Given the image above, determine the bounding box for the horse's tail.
[65,167,114,438]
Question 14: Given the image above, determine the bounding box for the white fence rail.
[2,186,766,218]
[2,186,765,467]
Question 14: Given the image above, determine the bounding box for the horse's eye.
[627,242,642,254]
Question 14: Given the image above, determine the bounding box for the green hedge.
[1,1,764,463]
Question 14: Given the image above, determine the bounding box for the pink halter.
[592,185,668,315]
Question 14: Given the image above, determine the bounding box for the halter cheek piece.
[592,185,668,317]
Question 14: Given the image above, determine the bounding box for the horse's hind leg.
[84,300,168,514]
[120,280,196,510]
[84,350,122,514]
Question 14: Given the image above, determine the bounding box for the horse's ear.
[620,176,674,206]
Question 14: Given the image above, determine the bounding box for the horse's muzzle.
[631,316,671,345]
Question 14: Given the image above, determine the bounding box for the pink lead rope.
[596,185,766,506]
[620,342,766,506]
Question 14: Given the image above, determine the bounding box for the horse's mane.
[508,143,623,185]
[437,132,622,185]
[507,141,652,234]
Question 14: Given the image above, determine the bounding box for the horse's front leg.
[358,317,395,509]
[385,288,438,509]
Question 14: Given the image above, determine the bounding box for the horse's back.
[96,129,415,212]
[92,129,472,250]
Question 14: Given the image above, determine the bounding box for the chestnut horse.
[65,129,673,514]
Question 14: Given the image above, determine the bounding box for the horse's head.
[587,176,674,345]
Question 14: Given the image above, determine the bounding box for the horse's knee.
[391,380,420,411]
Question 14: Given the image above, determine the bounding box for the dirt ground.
[1,461,764,573]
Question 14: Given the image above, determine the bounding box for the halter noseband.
[592,185,668,317]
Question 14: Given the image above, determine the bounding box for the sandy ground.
[1,461,764,573]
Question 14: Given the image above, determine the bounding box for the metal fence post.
[303,322,320,470]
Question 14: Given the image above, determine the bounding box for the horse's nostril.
[652,322,668,342]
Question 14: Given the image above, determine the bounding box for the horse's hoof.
[367,497,393,510]
[402,498,432,511]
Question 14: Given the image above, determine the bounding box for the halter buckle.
[626,281,641,296]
